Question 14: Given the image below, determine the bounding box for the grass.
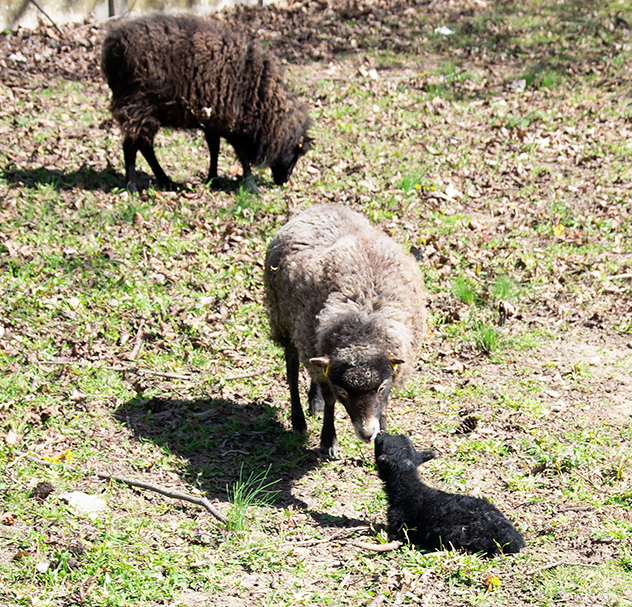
[1,0,632,605]
[227,466,280,532]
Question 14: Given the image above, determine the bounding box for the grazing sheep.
[264,204,426,457]
[375,433,526,556]
[101,13,311,192]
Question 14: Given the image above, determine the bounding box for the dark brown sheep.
[101,13,311,192]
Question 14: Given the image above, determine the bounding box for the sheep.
[101,13,311,192]
[375,432,526,556]
[264,204,426,457]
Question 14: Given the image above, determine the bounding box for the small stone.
[32,481,54,501]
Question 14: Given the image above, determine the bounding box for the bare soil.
[1,0,632,605]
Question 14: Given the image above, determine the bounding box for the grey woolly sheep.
[264,204,426,457]
[375,433,526,556]
[101,13,311,192]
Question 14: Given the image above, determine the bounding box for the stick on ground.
[526,560,600,577]
[354,540,404,553]
[22,454,228,523]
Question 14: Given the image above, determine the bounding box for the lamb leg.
[123,138,139,192]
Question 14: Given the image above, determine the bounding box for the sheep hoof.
[320,442,338,459]
[160,180,176,191]
[240,175,259,194]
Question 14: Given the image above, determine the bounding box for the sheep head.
[309,349,403,444]
[270,134,312,185]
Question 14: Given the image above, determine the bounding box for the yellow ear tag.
[323,365,330,378]
[390,363,399,376]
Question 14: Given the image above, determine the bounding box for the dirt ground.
[1,0,632,605]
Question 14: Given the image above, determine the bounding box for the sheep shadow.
[1,165,126,192]
[113,394,369,529]
[1,165,271,196]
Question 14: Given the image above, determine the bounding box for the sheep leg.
[204,130,220,182]
[232,146,258,193]
[137,142,172,189]
[123,138,140,192]
[379,399,388,432]
[285,345,307,436]
[308,380,324,415]
[319,383,338,458]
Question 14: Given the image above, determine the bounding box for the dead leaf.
[36,559,50,573]
[59,491,107,519]
[40,404,61,423]
[4,430,18,445]
[484,573,501,591]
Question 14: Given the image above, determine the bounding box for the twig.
[134,367,267,382]
[229,526,371,558]
[4,451,30,489]
[22,454,227,523]
[38,358,265,384]
[222,368,268,381]
[135,368,192,380]
[575,469,601,491]
[526,560,600,576]
[558,505,593,512]
[27,0,63,37]
[353,540,404,553]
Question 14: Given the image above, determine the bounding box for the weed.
[451,274,479,305]
[474,321,502,354]
[227,466,279,532]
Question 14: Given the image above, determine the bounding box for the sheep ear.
[310,357,331,377]
[388,356,405,375]
[299,134,314,151]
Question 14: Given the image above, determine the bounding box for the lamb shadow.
[113,394,368,529]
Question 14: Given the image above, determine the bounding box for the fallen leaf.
[36,559,50,573]
[59,491,107,520]
[4,430,18,445]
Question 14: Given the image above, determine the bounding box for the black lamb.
[375,433,526,556]
[101,13,311,192]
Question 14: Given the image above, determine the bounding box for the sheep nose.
[354,418,380,443]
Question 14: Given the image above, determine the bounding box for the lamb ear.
[377,454,393,468]
[414,449,436,466]
[309,357,331,369]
